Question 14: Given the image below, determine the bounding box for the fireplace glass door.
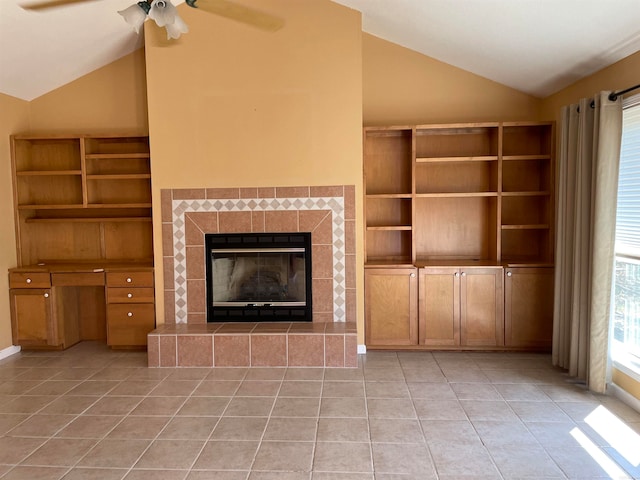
[205,233,312,322]
[211,249,306,306]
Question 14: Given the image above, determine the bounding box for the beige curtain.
[553,91,622,393]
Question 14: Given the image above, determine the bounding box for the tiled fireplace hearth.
[148,185,358,368]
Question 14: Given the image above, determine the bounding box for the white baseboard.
[357,344,366,354]
[608,382,640,414]
[0,345,21,361]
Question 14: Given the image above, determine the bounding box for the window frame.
[611,92,640,382]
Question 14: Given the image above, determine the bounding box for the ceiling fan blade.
[20,0,98,10]
[187,0,284,32]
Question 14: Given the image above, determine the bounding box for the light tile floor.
[0,342,639,479]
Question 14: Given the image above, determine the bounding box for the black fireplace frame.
[205,232,313,322]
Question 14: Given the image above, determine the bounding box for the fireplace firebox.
[205,232,312,322]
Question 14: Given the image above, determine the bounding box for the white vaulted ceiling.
[1,0,640,101]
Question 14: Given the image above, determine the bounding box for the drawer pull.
[127,312,133,317]
[26,278,32,284]
[127,293,133,298]
[126,277,132,283]
[44,293,49,298]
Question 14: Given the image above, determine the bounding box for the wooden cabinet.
[10,134,152,266]
[504,267,554,347]
[8,134,155,350]
[8,265,155,350]
[419,266,503,347]
[106,271,155,347]
[363,122,554,350]
[8,270,84,349]
[9,288,55,348]
[365,268,417,346]
[9,271,55,347]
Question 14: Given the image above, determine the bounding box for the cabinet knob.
[127,293,133,298]
[461,272,466,277]
[127,312,133,317]
[507,271,512,277]
[126,277,132,283]
[410,273,416,278]
[26,278,32,284]
[43,292,49,298]
[454,272,459,277]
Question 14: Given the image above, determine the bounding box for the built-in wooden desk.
[8,261,154,349]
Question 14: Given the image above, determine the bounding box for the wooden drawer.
[9,272,51,289]
[52,272,105,287]
[107,287,155,304]
[107,303,155,346]
[106,271,154,288]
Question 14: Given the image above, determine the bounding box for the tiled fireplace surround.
[148,185,358,368]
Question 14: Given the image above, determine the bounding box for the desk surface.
[9,260,154,274]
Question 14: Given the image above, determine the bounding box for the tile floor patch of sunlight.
[570,427,632,479]
[585,405,640,466]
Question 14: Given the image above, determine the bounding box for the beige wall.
[0,94,30,350]
[613,369,640,403]
[541,49,640,121]
[29,49,148,134]
[144,0,364,337]
[362,33,542,126]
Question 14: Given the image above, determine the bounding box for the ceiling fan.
[20,0,285,38]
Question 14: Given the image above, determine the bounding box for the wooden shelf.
[11,134,153,267]
[16,170,82,176]
[502,191,550,197]
[86,203,152,209]
[364,121,554,272]
[416,155,498,163]
[18,204,84,210]
[365,258,414,268]
[86,174,151,180]
[366,193,412,199]
[85,153,150,159]
[19,203,152,210]
[25,217,152,224]
[502,224,550,230]
[415,259,502,268]
[503,155,552,161]
[505,261,554,268]
[415,192,498,198]
[366,226,412,231]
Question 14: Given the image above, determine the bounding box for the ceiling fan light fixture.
[118,3,148,34]
[119,0,188,39]
[165,14,189,39]
[148,0,176,27]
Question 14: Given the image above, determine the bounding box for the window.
[612,94,640,374]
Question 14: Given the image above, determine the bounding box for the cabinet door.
[504,267,554,348]
[460,267,504,346]
[9,289,56,347]
[419,267,460,346]
[365,268,417,346]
